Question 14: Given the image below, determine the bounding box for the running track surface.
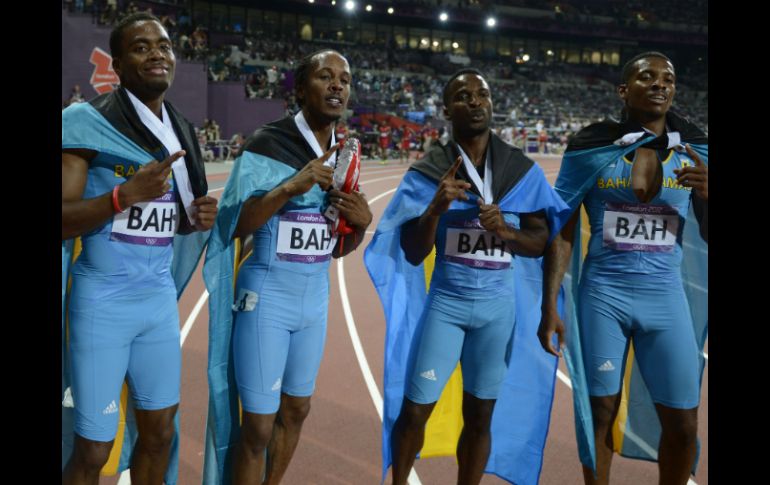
[100,155,708,485]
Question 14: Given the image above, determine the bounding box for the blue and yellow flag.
[364,135,572,485]
[554,112,708,472]
[61,90,209,483]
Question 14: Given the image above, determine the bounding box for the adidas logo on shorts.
[103,400,118,415]
[271,378,282,391]
[420,369,437,381]
[598,360,615,372]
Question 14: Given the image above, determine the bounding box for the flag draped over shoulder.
[364,134,572,485]
[202,117,327,485]
[61,88,209,484]
[554,112,708,472]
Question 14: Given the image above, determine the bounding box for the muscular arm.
[233,184,295,239]
[477,202,550,257]
[400,157,470,266]
[62,149,113,240]
[234,144,338,239]
[500,210,549,257]
[62,148,181,240]
[400,212,442,266]
[541,209,579,312]
[537,208,579,356]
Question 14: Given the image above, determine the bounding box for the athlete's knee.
[659,408,698,446]
[590,395,620,429]
[134,404,178,454]
[279,396,312,427]
[399,400,433,430]
[462,398,495,435]
[138,421,176,455]
[72,438,114,471]
[240,415,275,455]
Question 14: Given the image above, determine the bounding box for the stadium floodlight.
[388,7,394,14]
[439,12,449,22]
[345,1,355,11]
[486,17,496,27]
[366,4,372,11]
[452,42,459,49]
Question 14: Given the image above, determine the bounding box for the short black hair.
[620,51,672,84]
[294,49,345,107]
[109,12,162,59]
[442,68,486,106]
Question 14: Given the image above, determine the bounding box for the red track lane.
[100,157,708,484]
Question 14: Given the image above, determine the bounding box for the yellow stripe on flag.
[65,238,83,345]
[611,344,635,452]
[419,246,466,458]
[422,364,464,458]
[422,246,436,293]
[101,382,130,475]
[580,206,590,258]
[233,238,250,426]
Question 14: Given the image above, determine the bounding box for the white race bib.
[444,219,512,269]
[276,212,338,263]
[602,202,679,252]
[110,191,178,246]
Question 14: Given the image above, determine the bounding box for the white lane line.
[337,259,384,419]
[361,166,410,173]
[337,184,422,485]
[338,259,423,485]
[360,174,405,185]
[368,188,399,205]
[686,280,708,293]
[181,290,209,347]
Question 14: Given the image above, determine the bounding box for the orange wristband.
[112,185,125,213]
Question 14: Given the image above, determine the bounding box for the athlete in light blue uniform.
[385,69,570,485]
[232,188,337,414]
[539,52,708,485]
[406,207,519,405]
[202,50,372,485]
[578,148,700,406]
[61,13,217,485]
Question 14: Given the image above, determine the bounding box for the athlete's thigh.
[232,291,294,415]
[127,289,181,411]
[578,280,632,397]
[632,283,701,409]
[68,291,136,442]
[460,298,515,400]
[406,291,468,404]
